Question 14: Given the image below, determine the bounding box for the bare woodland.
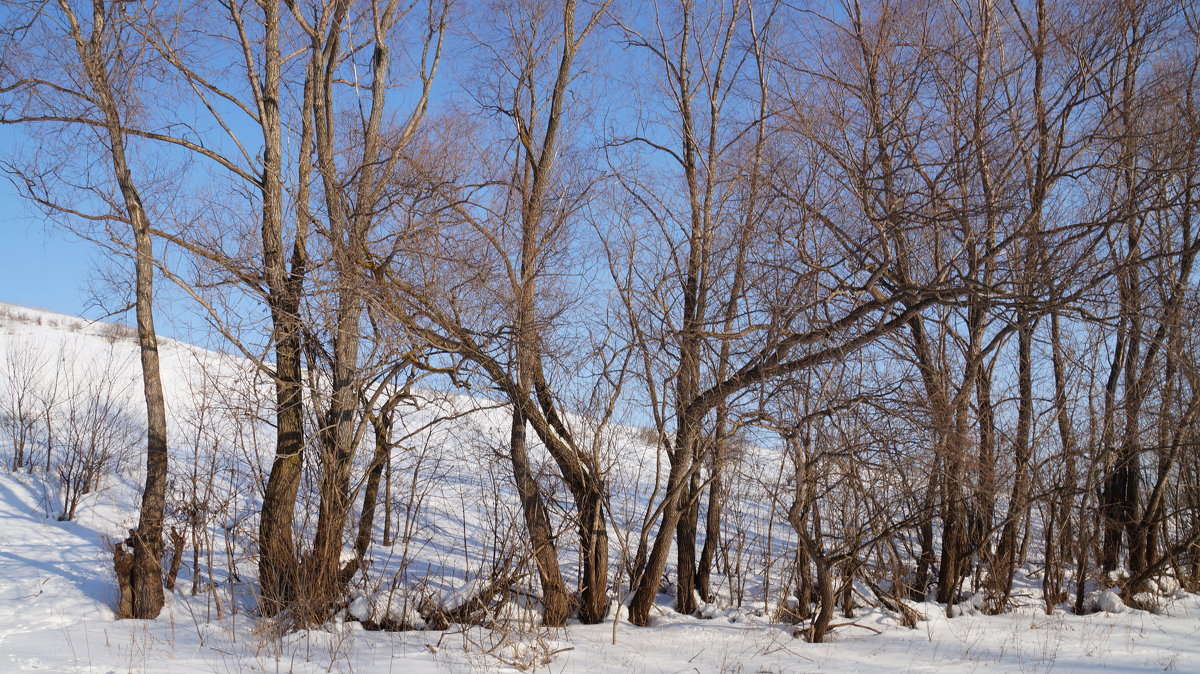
[1,0,1199,645]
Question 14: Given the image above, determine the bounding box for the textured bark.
[305,286,365,615]
[499,0,612,626]
[628,415,700,625]
[913,475,937,600]
[166,527,186,591]
[786,459,835,643]
[56,0,170,620]
[971,358,996,564]
[285,0,440,622]
[988,314,1035,611]
[1044,313,1078,610]
[576,487,609,624]
[695,462,723,603]
[114,541,135,619]
[795,546,813,621]
[1100,3,1149,577]
[674,467,702,615]
[808,547,835,643]
[509,411,571,626]
[256,0,309,617]
[627,3,708,621]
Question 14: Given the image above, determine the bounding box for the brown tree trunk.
[675,466,702,615]
[1045,313,1077,610]
[303,285,365,618]
[809,549,835,643]
[696,463,723,603]
[343,401,399,581]
[786,472,834,643]
[988,314,1035,612]
[913,470,937,600]
[629,413,700,626]
[576,486,610,624]
[58,0,170,619]
[971,357,996,567]
[937,467,967,606]
[510,410,571,626]
[795,546,813,620]
[128,187,169,620]
[256,0,310,617]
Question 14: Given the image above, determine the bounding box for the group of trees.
[1,0,1198,642]
[0,334,140,521]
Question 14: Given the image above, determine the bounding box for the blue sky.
[1,177,98,319]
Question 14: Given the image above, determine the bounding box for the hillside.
[1,303,1198,673]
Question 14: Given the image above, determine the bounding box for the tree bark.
[256,0,310,617]
[57,0,170,620]
[509,409,571,626]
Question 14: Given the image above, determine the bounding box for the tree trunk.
[988,313,1035,611]
[696,465,723,603]
[576,486,610,624]
[59,0,170,619]
[674,466,702,615]
[509,410,571,626]
[256,0,309,617]
[344,405,396,581]
[628,414,700,626]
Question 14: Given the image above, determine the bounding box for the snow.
[1099,589,1128,614]
[2,302,1199,672]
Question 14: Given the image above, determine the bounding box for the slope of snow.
[1,303,1199,673]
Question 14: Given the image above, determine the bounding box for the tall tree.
[375,0,615,625]
[2,0,171,618]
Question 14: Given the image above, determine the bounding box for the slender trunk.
[510,410,570,626]
[696,460,723,602]
[1045,315,1077,609]
[257,0,309,617]
[60,0,169,619]
[629,415,700,626]
[913,467,938,600]
[304,284,365,616]
[937,465,966,606]
[576,486,609,624]
[972,363,996,565]
[675,466,702,615]
[789,485,833,643]
[345,407,394,580]
[989,313,1035,610]
[124,87,169,622]
[383,444,393,547]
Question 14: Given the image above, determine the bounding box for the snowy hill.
[1,303,1199,673]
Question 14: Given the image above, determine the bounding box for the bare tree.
[0,341,44,471]
[375,0,616,626]
[53,346,140,522]
[2,0,173,619]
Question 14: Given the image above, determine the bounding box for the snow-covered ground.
[1,302,1198,673]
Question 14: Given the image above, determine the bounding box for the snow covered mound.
[2,304,1200,673]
